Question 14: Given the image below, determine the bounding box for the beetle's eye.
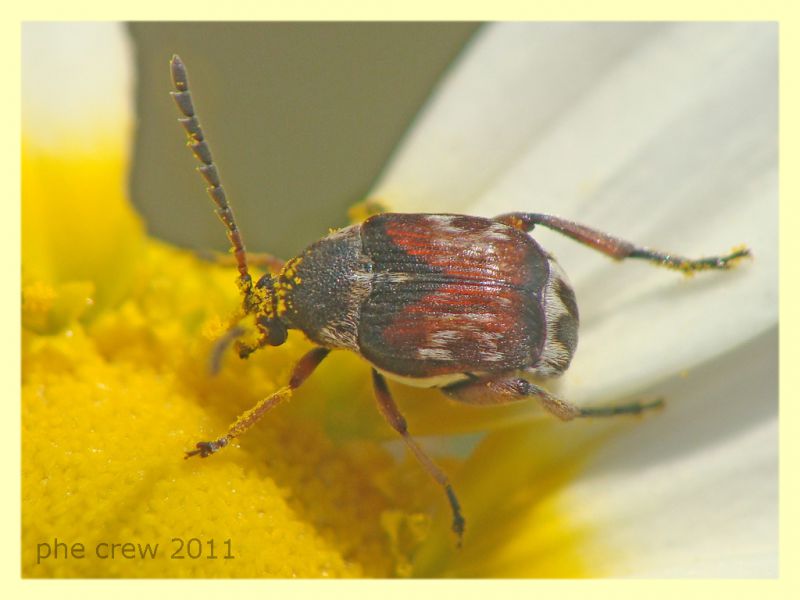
[261,317,287,346]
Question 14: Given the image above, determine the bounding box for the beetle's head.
[208,274,288,374]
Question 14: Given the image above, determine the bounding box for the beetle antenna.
[170,55,254,305]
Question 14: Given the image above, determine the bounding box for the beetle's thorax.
[277,224,371,350]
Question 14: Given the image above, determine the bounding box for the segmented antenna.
[170,55,253,301]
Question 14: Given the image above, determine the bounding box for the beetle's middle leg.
[185,347,331,459]
[196,249,285,274]
[443,376,663,421]
[347,198,389,224]
[494,212,750,274]
[371,369,466,545]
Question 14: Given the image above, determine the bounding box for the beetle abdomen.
[357,214,551,378]
[533,255,579,377]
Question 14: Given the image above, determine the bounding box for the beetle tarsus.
[447,485,466,547]
[578,397,665,418]
[184,438,228,459]
[661,245,752,274]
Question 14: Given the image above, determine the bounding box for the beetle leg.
[185,347,330,459]
[347,198,389,223]
[195,249,285,274]
[494,212,751,274]
[371,369,466,546]
[444,376,663,420]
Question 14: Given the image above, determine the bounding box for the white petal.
[561,327,777,577]
[21,22,133,152]
[373,22,777,405]
[373,22,670,212]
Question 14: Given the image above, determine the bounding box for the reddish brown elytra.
[170,55,751,545]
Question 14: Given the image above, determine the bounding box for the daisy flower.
[21,22,776,578]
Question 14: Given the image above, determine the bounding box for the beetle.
[170,55,750,545]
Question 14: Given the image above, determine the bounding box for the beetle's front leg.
[443,376,663,420]
[371,369,466,546]
[186,347,330,458]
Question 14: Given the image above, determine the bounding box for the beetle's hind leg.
[443,376,663,420]
[494,212,751,274]
[371,369,466,546]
